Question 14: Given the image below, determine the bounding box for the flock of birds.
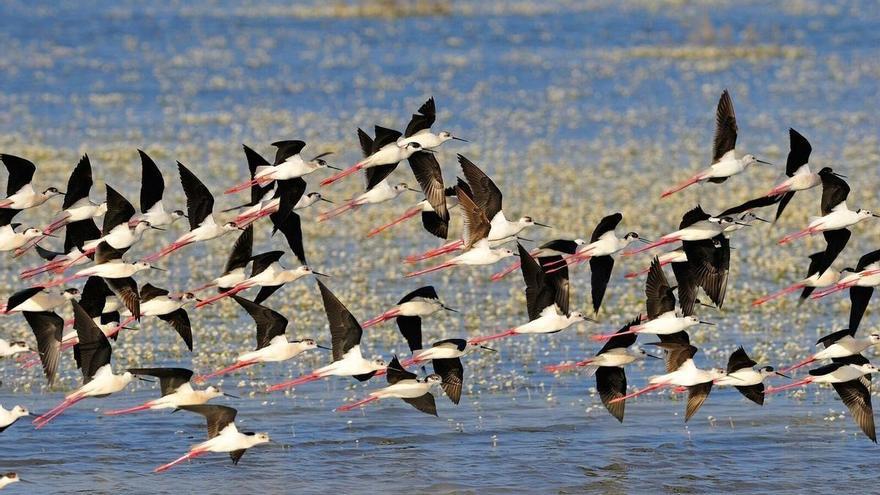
[0,90,878,484]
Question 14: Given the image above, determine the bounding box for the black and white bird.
[104,367,229,416]
[0,154,64,210]
[112,284,195,350]
[752,238,846,306]
[1,286,78,314]
[22,218,102,279]
[39,154,106,238]
[764,128,820,221]
[135,150,186,227]
[0,403,32,433]
[189,226,253,294]
[266,280,387,392]
[335,356,442,415]
[470,243,592,344]
[0,208,42,253]
[154,405,271,472]
[671,235,731,314]
[661,90,770,197]
[397,97,467,149]
[33,300,134,428]
[145,162,241,261]
[360,286,457,329]
[780,329,880,374]
[811,250,880,332]
[321,125,423,187]
[714,347,787,406]
[196,295,326,382]
[779,167,877,244]
[546,316,660,423]
[225,140,336,194]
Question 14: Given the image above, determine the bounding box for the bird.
[195,295,326,382]
[0,473,23,489]
[780,329,880,373]
[406,155,549,262]
[766,359,879,442]
[134,149,186,227]
[592,258,713,342]
[661,90,771,197]
[266,280,387,392]
[469,243,592,344]
[18,308,63,385]
[360,285,457,329]
[0,286,78,314]
[714,347,787,405]
[294,191,333,210]
[104,368,232,415]
[144,162,241,261]
[0,339,29,359]
[112,284,195,351]
[154,405,271,472]
[0,404,32,433]
[318,179,419,222]
[764,128,820,221]
[320,125,423,187]
[545,212,648,313]
[810,250,880,327]
[0,154,64,210]
[545,316,661,422]
[670,235,731,314]
[752,246,844,306]
[20,218,102,279]
[335,356,442,415]
[194,250,322,308]
[624,205,736,256]
[611,342,725,422]
[33,300,135,428]
[397,97,467,149]
[490,238,585,281]
[188,226,253,294]
[404,180,517,277]
[225,140,337,194]
[366,151,454,239]
[0,209,43,253]
[46,241,162,320]
[39,154,106,237]
[778,168,877,244]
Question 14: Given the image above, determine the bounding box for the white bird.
[661,90,771,197]
[319,179,418,222]
[713,347,788,406]
[0,339,30,359]
[33,300,134,428]
[104,368,229,416]
[133,149,186,227]
[0,286,78,314]
[335,356,442,415]
[267,280,387,392]
[195,295,326,382]
[0,154,64,210]
[40,154,106,237]
[154,405,271,472]
[0,404,32,432]
[188,226,253,294]
[360,285,456,329]
[781,329,880,373]
[405,180,517,277]
[624,205,737,256]
[225,140,336,194]
[0,473,22,489]
[396,97,467,149]
[321,125,424,187]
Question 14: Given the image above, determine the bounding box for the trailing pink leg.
[610,383,667,403]
[266,372,320,392]
[225,174,274,195]
[468,329,517,345]
[660,173,706,198]
[491,259,524,281]
[334,396,379,412]
[367,206,422,238]
[779,356,816,374]
[624,237,679,256]
[778,225,822,245]
[404,261,456,278]
[405,240,464,263]
[318,200,361,222]
[544,358,594,373]
[765,377,813,394]
[33,395,85,428]
[194,285,248,309]
[154,449,207,473]
[103,403,153,416]
[591,328,638,342]
[320,163,363,187]
[811,283,852,299]
[752,283,806,306]
[360,308,401,329]
[194,359,258,383]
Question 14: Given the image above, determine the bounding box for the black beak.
[138,377,156,383]
[452,136,469,142]
[319,197,334,204]
[479,345,497,352]
[756,159,773,165]
[326,165,342,171]
[644,353,662,360]
[223,392,240,399]
[775,372,791,379]
[735,221,751,227]
[317,344,332,351]
[516,236,533,242]
[638,237,653,244]
[753,216,770,223]
[150,225,166,231]
[311,271,330,278]
[151,266,167,272]
[534,222,552,228]
[443,305,459,313]
[699,321,715,326]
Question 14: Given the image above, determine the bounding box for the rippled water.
[1,1,880,493]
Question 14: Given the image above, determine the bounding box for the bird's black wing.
[726,346,757,373]
[719,195,779,217]
[128,367,194,396]
[670,260,698,316]
[590,213,622,243]
[250,251,284,277]
[106,277,140,320]
[518,243,554,320]
[589,255,614,314]
[408,151,448,224]
[432,357,463,405]
[138,149,165,213]
[832,380,876,442]
[686,381,713,422]
[404,97,436,137]
[316,280,362,361]
[421,210,449,239]
[23,311,62,386]
[402,393,438,416]
[231,295,287,350]
[396,316,422,353]
[1,154,36,196]
[386,356,417,385]
[819,169,850,216]
[735,384,765,406]
[268,178,306,236]
[6,287,44,313]
[64,219,101,254]
[712,90,737,163]
[139,283,169,303]
[364,165,399,191]
[356,128,373,157]
[62,155,93,210]
[786,128,812,177]
[274,213,306,266]
[225,226,254,273]
[598,317,641,354]
[679,205,710,229]
[596,366,627,422]
[373,126,402,150]
[102,185,136,234]
[459,155,502,221]
[158,309,193,352]
[178,162,214,229]
[848,287,874,333]
[645,257,676,319]
[856,249,880,272]
[180,405,237,439]
[71,300,112,383]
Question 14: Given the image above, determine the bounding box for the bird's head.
[63,287,80,299]
[95,201,109,215]
[371,358,388,370]
[425,374,443,385]
[22,227,42,239]
[856,209,879,219]
[10,405,29,418]
[869,333,880,345]
[42,186,64,198]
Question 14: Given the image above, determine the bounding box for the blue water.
[1,1,880,493]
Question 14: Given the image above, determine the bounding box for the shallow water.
[1,1,880,493]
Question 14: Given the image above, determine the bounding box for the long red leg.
[468,329,517,345]
[660,173,706,198]
[193,359,257,383]
[779,356,816,374]
[33,395,85,428]
[360,308,401,329]
[194,286,247,309]
[545,358,594,373]
[266,372,320,392]
[624,237,678,256]
[766,377,813,394]
[335,396,379,412]
[103,403,153,416]
[154,449,207,473]
[610,383,667,403]
[404,240,464,263]
[752,283,806,306]
[320,163,363,187]
[367,206,421,238]
[591,328,638,342]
